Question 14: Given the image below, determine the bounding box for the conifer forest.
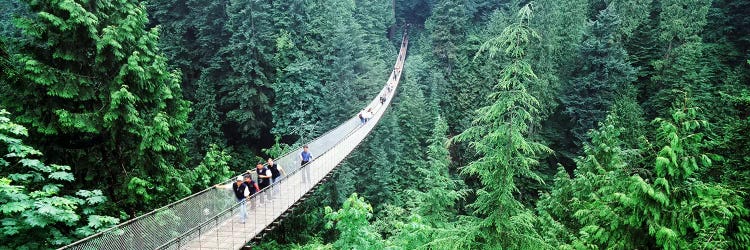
[2,0,750,249]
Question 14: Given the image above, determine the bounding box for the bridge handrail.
[59,30,408,250]
[158,31,409,249]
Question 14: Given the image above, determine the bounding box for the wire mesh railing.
[59,31,408,250]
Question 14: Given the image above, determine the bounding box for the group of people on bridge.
[213,33,405,225]
[359,71,398,125]
[215,146,313,224]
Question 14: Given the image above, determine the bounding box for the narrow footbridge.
[61,33,409,250]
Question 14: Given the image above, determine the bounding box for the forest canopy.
[1,0,749,249]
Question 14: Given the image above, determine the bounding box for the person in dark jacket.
[256,163,272,202]
[267,158,286,197]
[215,176,249,223]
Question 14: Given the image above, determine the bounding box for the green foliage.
[561,5,637,147]
[269,30,324,141]
[393,77,433,175]
[324,193,384,249]
[413,117,466,224]
[426,0,468,74]
[2,0,192,213]
[6,0,750,249]
[0,110,118,249]
[645,0,715,118]
[539,114,648,248]
[624,106,748,249]
[186,75,226,160]
[0,0,27,45]
[658,0,711,43]
[716,89,750,190]
[262,136,291,159]
[607,0,652,39]
[188,144,232,192]
[538,105,750,249]
[453,4,552,248]
[218,0,274,142]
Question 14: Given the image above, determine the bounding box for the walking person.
[215,176,250,224]
[267,158,286,183]
[267,158,286,196]
[243,175,260,208]
[364,108,374,122]
[379,95,387,105]
[256,163,272,202]
[300,145,313,184]
[358,110,366,124]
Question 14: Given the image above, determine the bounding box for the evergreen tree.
[538,115,649,248]
[529,0,588,116]
[219,0,275,143]
[562,6,637,147]
[1,0,191,213]
[425,0,467,75]
[607,0,652,39]
[538,104,750,249]
[186,74,226,159]
[624,105,748,249]
[395,0,434,26]
[324,193,384,249]
[313,0,377,130]
[453,4,552,248]
[0,0,26,44]
[370,113,405,206]
[442,45,496,133]
[147,0,234,158]
[393,77,432,177]
[270,31,324,141]
[528,0,589,172]
[187,144,232,192]
[645,0,713,118]
[354,0,395,57]
[414,117,465,224]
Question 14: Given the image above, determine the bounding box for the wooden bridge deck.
[182,172,312,249]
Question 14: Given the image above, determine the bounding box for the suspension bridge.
[60,32,409,250]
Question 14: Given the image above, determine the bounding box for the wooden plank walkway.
[181,171,312,249]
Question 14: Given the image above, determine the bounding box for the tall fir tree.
[219,0,275,144]
[147,0,231,158]
[562,5,637,147]
[269,30,325,141]
[645,0,713,118]
[1,0,192,213]
[414,117,465,224]
[536,114,650,248]
[453,4,552,248]
[393,76,433,175]
[186,75,226,159]
[313,0,376,130]
[425,0,467,76]
[624,105,748,249]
